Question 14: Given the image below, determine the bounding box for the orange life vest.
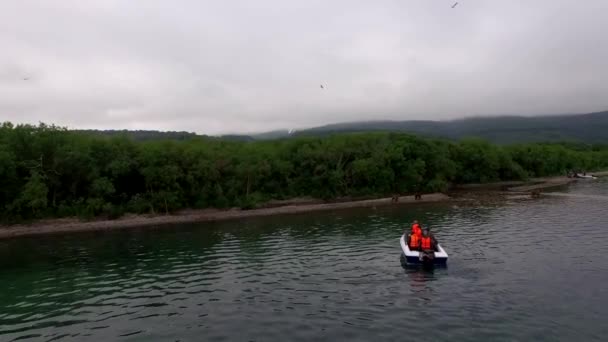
[421,236,432,250]
[410,234,420,248]
[410,234,421,248]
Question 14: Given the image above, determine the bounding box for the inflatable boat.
[400,234,448,266]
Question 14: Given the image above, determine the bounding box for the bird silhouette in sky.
[452,2,458,8]
[320,84,325,89]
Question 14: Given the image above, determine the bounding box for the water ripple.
[1,182,607,341]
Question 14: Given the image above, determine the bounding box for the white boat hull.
[400,234,448,266]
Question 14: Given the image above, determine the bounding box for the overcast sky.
[1,0,607,135]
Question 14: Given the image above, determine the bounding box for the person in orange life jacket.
[405,220,423,250]
[420,229,436,251]
[403,220,420,237]
[408,231,421,250]
[410,220,422,237]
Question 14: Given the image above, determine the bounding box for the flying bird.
[23,77,29,81]
[452,2,458,8]
[320,84,325,89]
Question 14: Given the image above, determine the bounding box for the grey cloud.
[1,0,607,135]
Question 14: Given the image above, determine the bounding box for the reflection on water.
[0,182,607,341]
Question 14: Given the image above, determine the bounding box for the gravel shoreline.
[2,173,605,240]
[0,193,451,239]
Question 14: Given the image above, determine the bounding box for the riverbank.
[456,172,608,192]
[0,193,451,239]
[506,176,574,192]
[454,176,570,191]
[2,173,605,240]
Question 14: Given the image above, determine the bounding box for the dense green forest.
[2,122,608,223]
[76,129,199,141]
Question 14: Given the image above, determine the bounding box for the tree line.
[1,122,607,222]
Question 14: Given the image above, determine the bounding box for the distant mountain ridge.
[258,110,608,144]
[75,110,608,144]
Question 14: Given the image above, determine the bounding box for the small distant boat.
[400,234,448,266]
[575,173,597,179]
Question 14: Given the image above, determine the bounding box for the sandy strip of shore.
[506,176,575,192]
[458,174,606,193]
[0,193,451,239]
[3,172,606,240]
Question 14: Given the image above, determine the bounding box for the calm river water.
[1,181,608,341]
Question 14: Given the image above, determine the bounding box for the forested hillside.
[73,111,608,144]
[289,111,608,144]
[2,122,608,223]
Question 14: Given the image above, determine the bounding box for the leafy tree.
[14,171,49,217]
[1,122,608,223]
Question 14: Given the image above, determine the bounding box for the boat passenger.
[420,229,435,252]
[408,231,421,250]
[411,220,422,237]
